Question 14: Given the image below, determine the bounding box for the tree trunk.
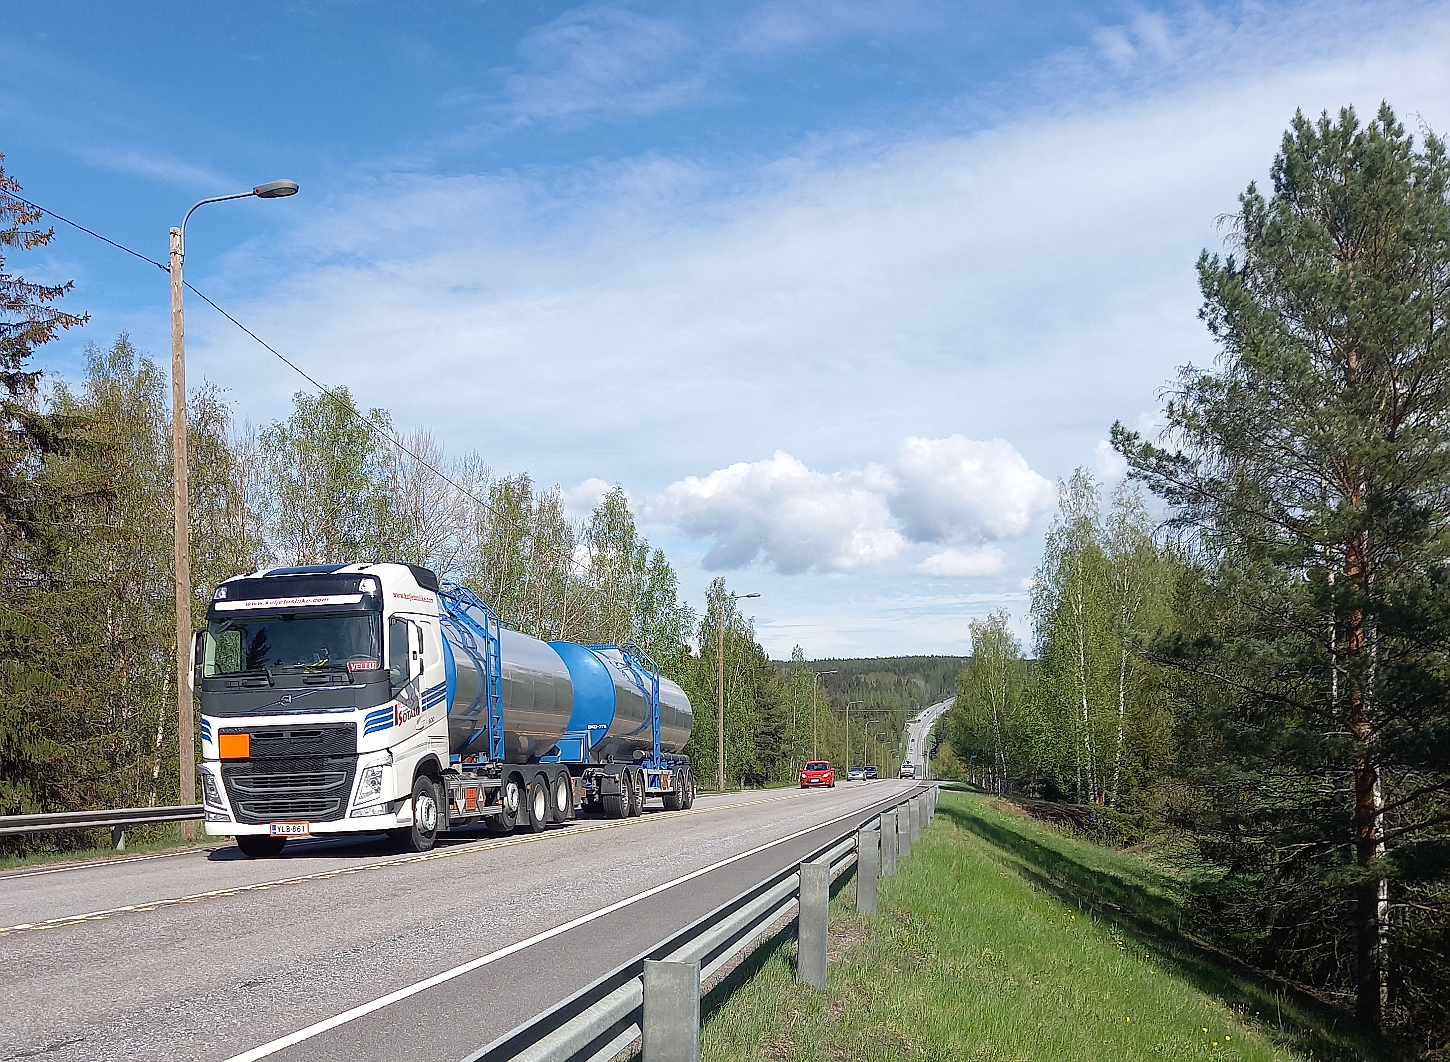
[1111,641,1127,806]
[1345,529,1387,1028]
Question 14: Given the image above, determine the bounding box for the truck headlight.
[201,769,225,808]
[356,765,385,804]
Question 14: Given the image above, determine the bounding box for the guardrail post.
[856,827,879,915]
[797,862,829,989]
[910,797,922,844]
[879,810,897,875]
[642,958,701,1062]
[111,826,126,851]
[897,804,911,860]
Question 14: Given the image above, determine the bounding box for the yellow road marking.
[0,790,804,938]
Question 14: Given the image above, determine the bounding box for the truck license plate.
[269,822,310,837]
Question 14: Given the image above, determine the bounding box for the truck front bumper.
[204,798,411,837]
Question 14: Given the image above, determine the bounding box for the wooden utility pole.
[170,226,194,839]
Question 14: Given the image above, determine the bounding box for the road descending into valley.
[1,780,923,1062]
[906,699,951,777]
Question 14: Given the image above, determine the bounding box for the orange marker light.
[219,733,250,760]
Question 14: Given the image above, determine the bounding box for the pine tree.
[1116,104,1450,1034]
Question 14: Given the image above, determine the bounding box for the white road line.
[0,790,802,937]
[219,785,911,1062]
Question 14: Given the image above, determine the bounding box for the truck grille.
[220,723,357,824]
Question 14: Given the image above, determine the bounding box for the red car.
[800,761,835,788]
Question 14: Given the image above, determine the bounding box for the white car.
[899,763,916,779]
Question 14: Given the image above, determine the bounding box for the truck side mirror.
[191,630,205,696]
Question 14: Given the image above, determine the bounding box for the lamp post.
[811,669,836,761]
[845,700,862,772]
[716,590,759,792]
[171,179,298,836]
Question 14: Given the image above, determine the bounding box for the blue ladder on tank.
[439,583,505,763]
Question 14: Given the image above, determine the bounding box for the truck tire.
[627,768,643,817]
[526,776,549,833]
[489,776,522,833]
[601,789,626,818]
[662,771,683,811]
[236,835,286,859]
[403,776,441,853]
[551,772,573,822]
[681,767,694,809]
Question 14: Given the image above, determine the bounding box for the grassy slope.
[700,790,1399,1062]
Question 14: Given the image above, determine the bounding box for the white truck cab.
[195,563,451,856]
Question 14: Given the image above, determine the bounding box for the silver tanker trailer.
[193,562,695,857]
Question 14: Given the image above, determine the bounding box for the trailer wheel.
[526,776,549,833]
[600,790,625,818]
[662,771,683,811]
[551,772,573,822]
[403,776,440,853]
[627,768,644,817]
[236,835,286,859]
[684,767,696,809]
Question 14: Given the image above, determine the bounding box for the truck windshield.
[204,612,382,677]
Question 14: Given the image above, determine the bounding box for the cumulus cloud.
[914,546,1008,578]
[646,452,905,574]
[645,435,1051,576]
[563,477,612,521]
[889,436,1054,542]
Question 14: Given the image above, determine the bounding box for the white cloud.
[503,8,701,125]
[889,435,1054,542]
[914,545,1007,578]
[644,436,1050,576]
[563,477,612,521]
[72,145,232,190]
[1094,439,1128,482]
[645,451,905,574]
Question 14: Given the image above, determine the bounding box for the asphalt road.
[0,780,923,1062]
[906,699,952,777]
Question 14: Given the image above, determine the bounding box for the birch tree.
[948,610,1026,795]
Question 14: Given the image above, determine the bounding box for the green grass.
[0,823,217,871]
[699,790,1402,1062]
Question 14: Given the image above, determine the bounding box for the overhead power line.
[1,188,592,579]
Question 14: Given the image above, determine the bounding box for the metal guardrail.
[467,786,932,1062]
[0,805,204,849]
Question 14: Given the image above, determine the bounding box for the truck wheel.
[489,776,522,833]
[663,771,683,811]
[526,776,549,833]
[681,767,694,809]
[404,776,440,853]
[236,835,286,859]
[551,773,573,822]
[601,789,625,818]
[628,768,644,817]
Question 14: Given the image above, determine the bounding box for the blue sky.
[6,1,1450,657]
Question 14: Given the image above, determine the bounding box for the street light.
[170,179,299,837]
[716,590,760,792]
[845,700,863,771]
[811,669,836,761]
